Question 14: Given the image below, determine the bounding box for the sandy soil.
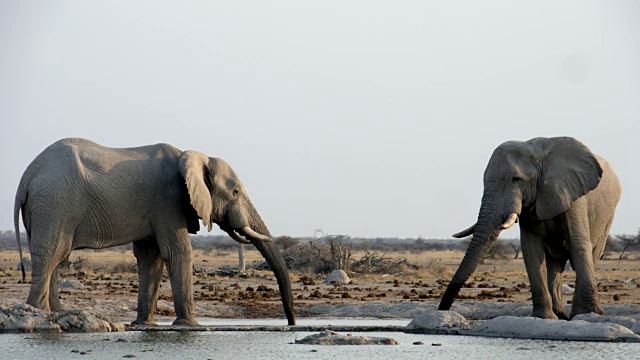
[0,248,638,323]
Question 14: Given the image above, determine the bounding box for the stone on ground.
[324,270,350,285]
[572,312,638,333]
[0,304,125,333]
[295,330,398,345]
[471,316,640,342]
[58,280,85,289]
[405,310,473,334]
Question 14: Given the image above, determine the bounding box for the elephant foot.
[49,296,63,312]
[131,318,158,326]
[172,317,199,326]
[569,304,606,319]
[531,307,558,320]
[553,308,570,321]
[26,297,50,312]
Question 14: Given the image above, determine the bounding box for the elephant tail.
[14,182,26,281]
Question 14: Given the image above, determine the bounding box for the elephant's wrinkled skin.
[438,137,621,320]
[14,138,295,326]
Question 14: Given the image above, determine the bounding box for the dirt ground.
[0,248,638,322]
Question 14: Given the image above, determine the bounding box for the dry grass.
[2,248,638,282]
[1,247,638,309]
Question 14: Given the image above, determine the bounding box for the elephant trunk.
[246,205,296,325]
[438,207,503,311]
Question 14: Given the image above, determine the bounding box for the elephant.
[438,137,621,320]
[13,138,295,326]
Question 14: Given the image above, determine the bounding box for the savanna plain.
[1,235,638,323]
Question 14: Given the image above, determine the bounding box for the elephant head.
[438,137,602,311]
[179,151,296,325]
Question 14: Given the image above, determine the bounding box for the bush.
[109,261,137,274]
[72,256,90,271]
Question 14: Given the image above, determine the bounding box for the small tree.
[601,235,618,260]
[510,243,521,259]
[275,236,299,252]
[310,229,352,271]
[484,239,511,261]
[238,244,246,271]
[615,233,640,260]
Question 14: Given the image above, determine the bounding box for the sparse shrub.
[601,235,619,260]
[17,257,31,271]
[418,259,453,278]
[72,256,90,271]
[215,249,231,257]
[58,257,73,270]
[275,236,299,251]
[484,240,512,261]
[350,250,420,275]
[109,261,137,274]
[614,233,640,260]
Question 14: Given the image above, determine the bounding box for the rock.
[303,302,640,321]
[449,302,532,319]
[295,330,398,345]
[602,304,640,317]
[324,270,350,285]
[58,280,85,289]
[405,310,473,334]
[0,304,124,333]
[17,257,31,271]
[572,313,638,333]
[470,316,640,342]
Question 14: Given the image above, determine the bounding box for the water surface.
[2,318,638,360]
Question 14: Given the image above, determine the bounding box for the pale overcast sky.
[1,1,639,239]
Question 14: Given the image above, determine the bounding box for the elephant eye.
[233,189,239,196]
[512,176,523,183]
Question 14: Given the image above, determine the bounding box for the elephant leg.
[570,233,605,318]
[27,231,72,311]
[48,266,62,312]
[521,231,556,319]
[132,240,165,325]
[566,206,603,318]
[545,251,569,320]
[156,226,198,326]
[27,256,54,310]
[591,216,614,266]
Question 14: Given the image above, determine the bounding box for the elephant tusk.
[226,229,252,244]
[242,226,272,242]
[501,213,518,230]
[452,224,476,238]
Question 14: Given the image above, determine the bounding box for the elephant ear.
[179,151,214,231]
[531,137,603,221]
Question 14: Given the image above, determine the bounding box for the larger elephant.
[438,137,621,320]
[14,138,295,326]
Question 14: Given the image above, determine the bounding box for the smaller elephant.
[438,137,621,320]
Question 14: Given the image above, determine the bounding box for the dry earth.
[0,248,638,323]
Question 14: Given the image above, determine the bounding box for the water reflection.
[0,319,638,360]
[134,331,203,345]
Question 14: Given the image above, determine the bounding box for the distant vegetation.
[0,229,474,253]
[2,229,638,262]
